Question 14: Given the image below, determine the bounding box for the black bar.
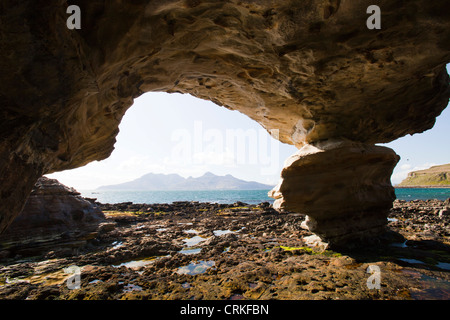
[0,300,447,318]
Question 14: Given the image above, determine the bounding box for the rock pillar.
[269,140,400,248]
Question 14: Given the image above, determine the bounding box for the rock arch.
[0,0,449,247]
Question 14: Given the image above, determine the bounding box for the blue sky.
[47,65,450,190]
[48,92,298,189]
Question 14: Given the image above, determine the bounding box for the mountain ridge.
[97,172,274,191]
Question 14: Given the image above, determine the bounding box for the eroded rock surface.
[0,177,106,259]
[270,140,400,247]
[0,1,449,242]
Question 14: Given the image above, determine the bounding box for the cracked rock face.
[0,1,449,246]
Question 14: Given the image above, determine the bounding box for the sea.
[79,188,450,205]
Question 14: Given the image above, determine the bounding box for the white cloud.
[117,156,152,171]
[400,164,412,170]
[391,162,437,185]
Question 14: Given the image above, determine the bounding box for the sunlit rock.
[269,140,400,247]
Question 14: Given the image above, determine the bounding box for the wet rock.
[0,200,449,301]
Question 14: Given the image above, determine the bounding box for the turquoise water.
[394,188,450,201]
[79,188,450,205]
[80,189,274,204]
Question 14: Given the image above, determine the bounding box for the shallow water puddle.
[398,258,426,265]
[177,261,215,275]
[111,241,124,250]
[113,256,160,269]
[436,262,450,271]
[181,228,241,247]
[89,279,102,284]
[213,226,245,237]
[390,241,409,248]
[183,235,209,247]
[184,229,200,234]
[213,230,234,236]
[179,248,202,255]
[123,283,143,293]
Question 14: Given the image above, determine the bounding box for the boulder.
[0,177,105,259]
[438,208,450,218]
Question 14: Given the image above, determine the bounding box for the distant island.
[97,172,274,191]
[397,163,450,188]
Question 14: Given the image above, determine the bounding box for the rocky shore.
[0,199,449,300]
